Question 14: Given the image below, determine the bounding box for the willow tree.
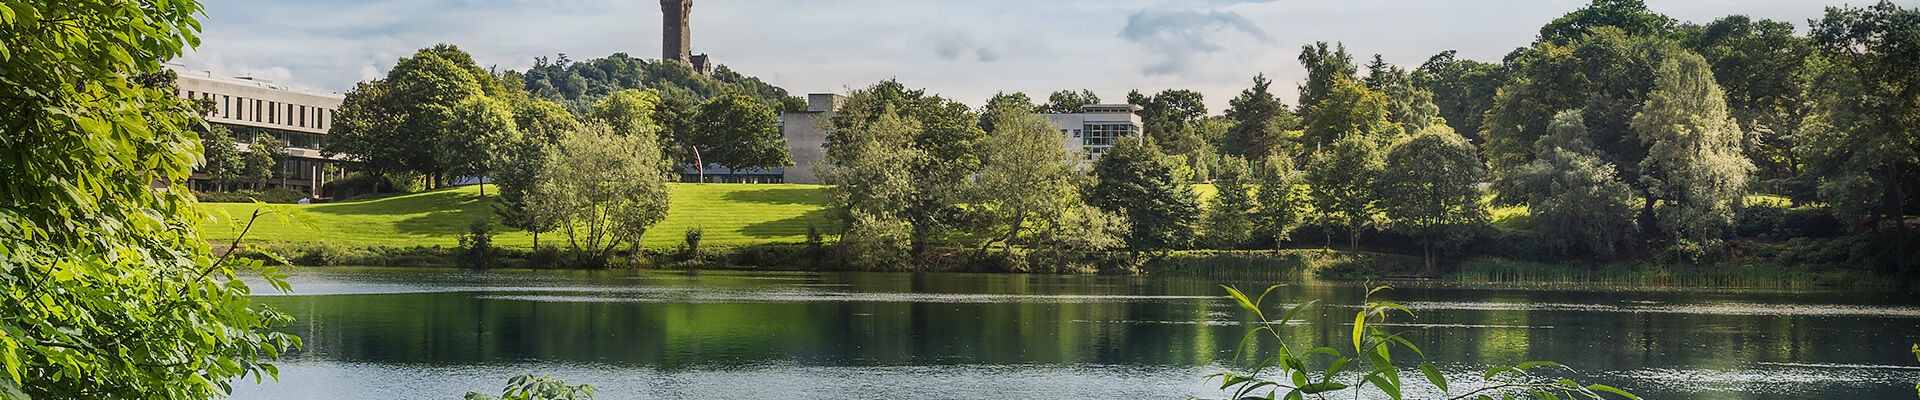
[2,1,299,397]
[1633,53,1753,246]
[1510,111,1640,259]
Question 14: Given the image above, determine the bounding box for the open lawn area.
[197,183,833,250]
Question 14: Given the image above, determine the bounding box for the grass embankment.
[197,183,832,249]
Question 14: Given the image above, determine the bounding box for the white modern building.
[170,65,349,195]
[1046,103,1145,161]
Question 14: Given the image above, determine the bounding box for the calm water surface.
[231,267,1920,399]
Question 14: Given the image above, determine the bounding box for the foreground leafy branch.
[1197,286,1639,400]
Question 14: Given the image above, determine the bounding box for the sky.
[178,0,1847,113]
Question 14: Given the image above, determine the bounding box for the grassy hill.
[197,183,832,250]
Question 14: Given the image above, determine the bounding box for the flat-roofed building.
[1045,103,1144,162]
[171,66,348,195]
[777,93,842,185]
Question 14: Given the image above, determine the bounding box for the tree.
[1130,89,1211,156]
[1364,55,1441,135]
[245,134,288,189]
[528,122,672,264]
[1302,77,1393,147]
[1204,157,1256,249]
[327,45,488,187]
[1800,1,1919,271]
[1633,53,1753,246]
[515,52,803,116]
[1678,16,1813,187]
[441,96,521,196]
[979,91,1038,133]
[1252,154,1308,248]
[970,113,1086,252]
[2,1,297,397]
[1296,41,1357,112]
[692,93,791,180]
[200,124,244,191]
[1087,142,1200,251]
[1417,50,1506,142]
[1306,136,1386,250]
[1224,75,1300,159]
[821,112,923,269]
[1376,127,1489,273]
[1510,111,1640,259]
[827,80,985,255]
[1042,89,1101,113]
[1537,0,1675,44]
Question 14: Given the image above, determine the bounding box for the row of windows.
[226,124,327,149]
[183,89,334,131]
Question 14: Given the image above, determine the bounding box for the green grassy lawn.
[197,183,833,250]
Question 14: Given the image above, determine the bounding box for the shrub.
[680,226,704,260]
[459,218,496,267]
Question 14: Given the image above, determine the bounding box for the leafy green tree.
[1537,0,1675,44]
[1302,77,1393,147]
[1306,136,1386,250]
[821,112,923,269]
[692,93,791,179]
[200,124,245,191]
[529,122,672,264]
[978,91,1039,133]
[1677,16,1813,186]
[1363,55,1441,135]
[1130,89,1211,156]
[969,113,1086,252]
[1800,1,1919,267]
[651,94,700,169]
[2,1,299,397]
[1253,154,1308,248]
[827,80,985,254]
[1087,142,1200,251]
[1416,50,1506,142]
[245,134,288,189]
[1041,89,1101,113]
[1204,157,1256,249]
[587,89,661,138]
[1296,41,1357,112]
[516,53,803,115]
[328,45,488,187]
[442,96,521,196]
[465,374,596,400]
[492,134,561,249]
[1224,75,1301,159]
[1376,127,1489,272]
[1634,52,1753,246]
[1510,111,1640,259]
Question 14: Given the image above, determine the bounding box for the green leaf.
[1584,384,1640,400]
[1420,364,1447,392]
[1351,311,1366,353]
[1224,285,1259,313]
[1296,382,1347,394]
[1367,375,1401,400]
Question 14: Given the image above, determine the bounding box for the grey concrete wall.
[781,111,831,184]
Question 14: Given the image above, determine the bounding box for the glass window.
[299,105,307,128]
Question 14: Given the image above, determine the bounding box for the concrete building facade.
[778,93,842,185]
[171,66,348,195]
[1045,104,1145,162]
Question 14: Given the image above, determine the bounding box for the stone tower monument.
[660,0,710,75]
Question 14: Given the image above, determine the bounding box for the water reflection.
[236,268,1920,399]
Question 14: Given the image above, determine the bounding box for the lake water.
[230,267,1920,399]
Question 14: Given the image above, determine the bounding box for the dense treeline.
[820,0,1919,274]
[513,53,806,115]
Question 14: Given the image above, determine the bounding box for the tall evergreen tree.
[1224,75,1299,159]
[1297,41,1357,113]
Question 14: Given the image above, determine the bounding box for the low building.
[171,66,349,195]
[1046,104,1144,161]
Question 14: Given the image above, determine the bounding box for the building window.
[299,105,307,128]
